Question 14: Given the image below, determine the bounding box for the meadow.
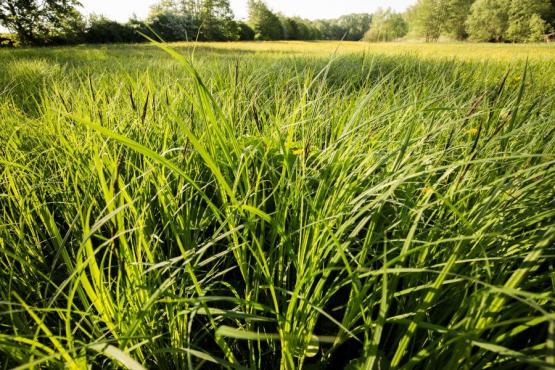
[0,41,554,369]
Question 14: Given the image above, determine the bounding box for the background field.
[1,41,554,369]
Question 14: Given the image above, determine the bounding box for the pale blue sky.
[79,0,416,21]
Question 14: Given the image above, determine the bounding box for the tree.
[237,21,255,40]
[409,0,444,41]
[465,0,552,42]
[313,19,346,40]
[147,11,194,41]
[528,13,549,41]
[466,0,509,41]
[335,13,373,40]
[364,8,408,42]
[247,0,282,40]
[548,0,555,26]
[150,0,179,14]
[310,14,371,41]
[197,0,239,40]
[441,0,474,39]
[0,0,83,45]
[278,16,320,40]
[85,15,142,44]
[149,0,239,41]
[406,0,475,41]
[278,15,297,40]
[506,0,551,42]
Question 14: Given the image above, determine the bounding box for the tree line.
[407,0,555,42]
[0,0,375,46]
[1,0,554,47]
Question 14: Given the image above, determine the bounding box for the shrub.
[85,15,142,44]
[238,21,255,40]
[0,33,18,48]
[528,14,549,42]
[147,12,197,42]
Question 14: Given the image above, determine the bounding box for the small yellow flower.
[467,128,479,136]
[422,187,434,194]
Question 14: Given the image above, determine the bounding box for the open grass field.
[1,41,554,369]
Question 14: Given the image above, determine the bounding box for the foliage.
[549,0,555,26]
[313,14,372,41]
[0,32,18,47]
[441,0,474,39]
[149,0,240,41]
[408,0,444,41]
[247,2,370,41]
[278,16,321,40]
[409,0,553,42]
[0,0,83,45]
[334,13,373,41]
[247,0,283,40]
[465,0,508,41]
[364,8,408,42]
[0,41,554,369]
[147,11,197,42]
[196,0,240,41]
[528,14,550,42]
[465,0,553,42]
[506,0,552,42]
[2,0,555,45]
[85,15,145,44]
[237,21,255,41]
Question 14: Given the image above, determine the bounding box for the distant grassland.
[160,41,555,61]
[3,40,555,62]
[0,42,554,369]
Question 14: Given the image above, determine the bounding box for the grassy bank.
[0,41,554,369]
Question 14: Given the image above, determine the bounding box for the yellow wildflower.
[467,128,479,135]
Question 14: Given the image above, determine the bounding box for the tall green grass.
[0,43,554,369]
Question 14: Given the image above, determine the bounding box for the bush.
[147,12,197,42]
[85,16,143,44]
[238,22,255,40]
[0,33,18,48]
[528,14,549,42]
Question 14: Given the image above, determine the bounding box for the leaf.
[88,343,147,370]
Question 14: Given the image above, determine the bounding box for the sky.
[79,0,416,22]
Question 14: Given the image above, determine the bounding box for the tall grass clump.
[0,43,554,369]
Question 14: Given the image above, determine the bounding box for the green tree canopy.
[528,13,549,41]
[465,0,552,41]
[198,0,239,40]
[278,15,321,40]
[364,8,408,42]
[310,13,372,41]
[441,0,474,39]
[408,0,444,41]
[506,0,551,41]
[465,0,508,41]
[0,0,83,45]
[149,0,239,41]
[335,13,373,40]
[247,0,282,40]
